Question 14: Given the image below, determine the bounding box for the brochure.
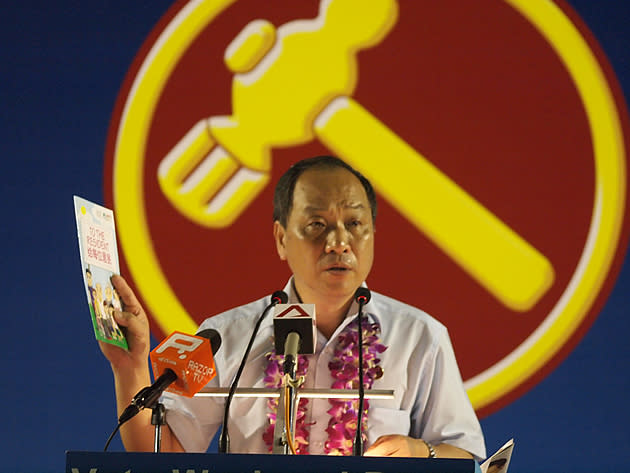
[480,438,514,473]
[74,196,128,350]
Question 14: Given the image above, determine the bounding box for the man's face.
[273,166,375,304]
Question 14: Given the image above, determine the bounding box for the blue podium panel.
[66,451,476,473]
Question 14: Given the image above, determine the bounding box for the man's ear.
[273,221,287,261]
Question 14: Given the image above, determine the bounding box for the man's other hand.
[364,434,428,457]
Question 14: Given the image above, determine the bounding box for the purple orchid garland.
[263,318,387,455]
[262,352,311,453]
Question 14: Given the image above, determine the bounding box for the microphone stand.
[197,385,394,455]
[151,403,166,453]
[353,288,370,456]
[219,291,287,453]
[273,333,303,454]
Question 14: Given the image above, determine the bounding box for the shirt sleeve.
[413,326,486,461]
[161,382,223,452]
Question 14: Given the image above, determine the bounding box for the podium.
[66,451,479,473]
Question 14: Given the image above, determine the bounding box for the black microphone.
[353,287,371,456]
[197,328,223,355]
[118,328,222,425]
[218,290,288,454]
[355,287,371,305]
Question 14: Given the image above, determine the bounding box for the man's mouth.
[326,266,350,272]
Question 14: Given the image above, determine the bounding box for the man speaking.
[99,155,485,459]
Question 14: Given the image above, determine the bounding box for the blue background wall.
[1,2,628,472]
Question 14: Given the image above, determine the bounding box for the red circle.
[104,0,630,417]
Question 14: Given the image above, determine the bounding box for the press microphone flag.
[149,330,218,397]
[273,304,317,355]
[117,329,220,426]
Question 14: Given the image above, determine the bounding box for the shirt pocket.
[367,406,411,446]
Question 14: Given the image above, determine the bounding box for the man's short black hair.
[273,155,377,227]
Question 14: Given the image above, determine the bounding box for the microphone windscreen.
[354,287,371,304]
[271,290,289,304]
[196,328,222,355]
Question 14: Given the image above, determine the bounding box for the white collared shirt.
[162,279,486,460]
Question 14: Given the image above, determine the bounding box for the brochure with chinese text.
[74,196,128,350]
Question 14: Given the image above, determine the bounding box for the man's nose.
[325,225,351,254]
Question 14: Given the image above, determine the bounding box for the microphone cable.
[103,423,121,452]
[353,287,371,456]
[218,290,288,453]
